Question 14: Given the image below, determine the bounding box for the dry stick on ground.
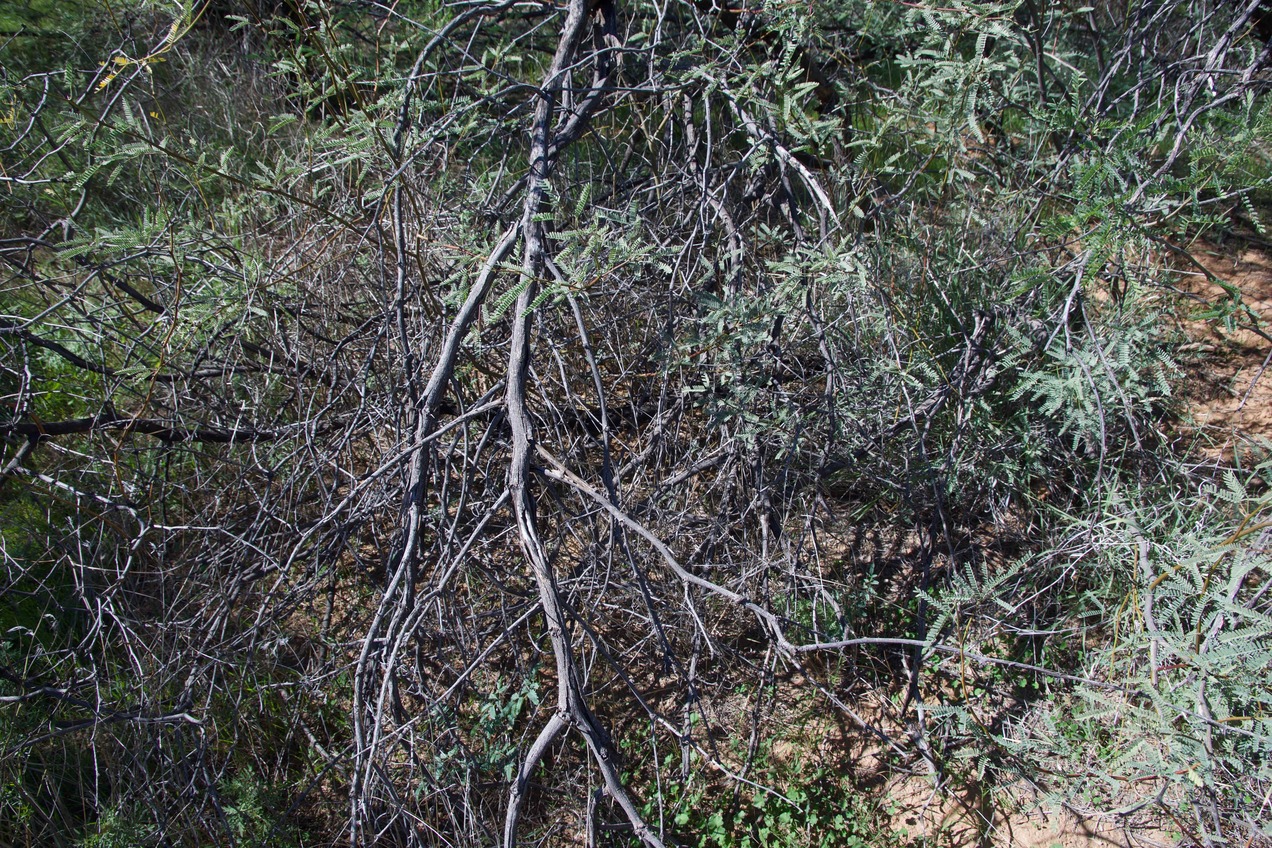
[500,2,666,846]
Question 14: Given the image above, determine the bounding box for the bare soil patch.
[1174,236,1272,458]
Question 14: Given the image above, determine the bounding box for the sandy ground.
[1176,237,1272,459]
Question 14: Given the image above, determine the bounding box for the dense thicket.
[2,1,1272,846]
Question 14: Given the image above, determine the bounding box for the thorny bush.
[1,0,1271,845]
